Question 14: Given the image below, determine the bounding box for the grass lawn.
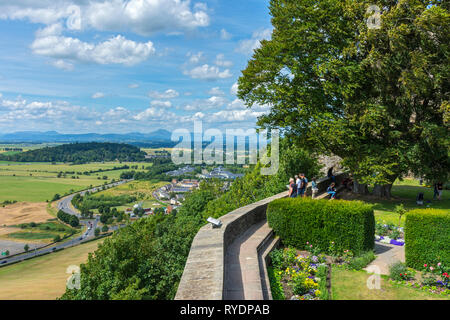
[0,238,104,300]
[341,178,449,227]
[331,266,450,300]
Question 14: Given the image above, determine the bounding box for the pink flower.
[438,263,441,267]
[306,242,309,245]
[430,267,434,271]
[424,264,427,267]
[310,245,313,248]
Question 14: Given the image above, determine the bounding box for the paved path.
[224,220,272,300]
[364,242,405,275]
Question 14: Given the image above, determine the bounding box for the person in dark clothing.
[288,178,298,198]
[434,183,439,200]
[298,173,308,197]
[437,182,443,200]
[327,167,336,183]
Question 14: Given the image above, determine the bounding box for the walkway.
[224,220,273,300]
[364,242,405,275]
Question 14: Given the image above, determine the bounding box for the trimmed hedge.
[267,198,374,255]
[405,209,450,269]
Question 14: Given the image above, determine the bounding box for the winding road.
[0,179,133,267]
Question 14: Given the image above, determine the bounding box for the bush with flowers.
[269,247,328,300]
[388,261,450,296]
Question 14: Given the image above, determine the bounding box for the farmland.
[0,161,150,203]
[0,238,104,300]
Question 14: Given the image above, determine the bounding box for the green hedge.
[267,198,375,255]
[405,209,450,269]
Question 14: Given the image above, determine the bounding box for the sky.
[0,0,273,134]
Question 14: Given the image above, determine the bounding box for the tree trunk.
[372,184,393,199]
[353,181,369,195]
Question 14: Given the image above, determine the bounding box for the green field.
[0,161,150,203]
[1,221,79,243]
[0,238,104,300]
[90,180,169,212]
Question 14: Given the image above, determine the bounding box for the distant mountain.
[0,130,175,147]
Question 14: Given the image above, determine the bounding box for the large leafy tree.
[238,0,449,198]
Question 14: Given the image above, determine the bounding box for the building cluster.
[198,166,244,180]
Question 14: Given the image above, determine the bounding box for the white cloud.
[208,87,225,96]
[128,83,139,89]
[133,107,175,121]
[92,92,105,99]
[236,28,272,55]
[186,52,204,64]
[148,89,179,100]
[183,96,228,111]
[0,0,210,36]
[215,54,233,68]
[52,59,74,71]
[231,82,239,95]
[150,100,172,108]
[220,28,232,40]
[32,34,155,66]
[184,64,232,81]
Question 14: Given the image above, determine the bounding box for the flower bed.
[375,222,405,246]
[269,247,328,300]
[389,262,450,296]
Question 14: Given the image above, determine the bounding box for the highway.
[0,179,132,267]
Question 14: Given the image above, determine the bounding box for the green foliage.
[389,262,415,282]
[238,0,449,186]
[405,209,450,269]
[317,264,329,300]
[94,228,100,237]
[24,244,29,252]
[202,141,321,219]
[0,142,147,163]
[270,248,298,271]
[267,198,375,256]
[267,266,286,300]
[57,210,79,227]
[61,180,221,300]
[346,251,376,271]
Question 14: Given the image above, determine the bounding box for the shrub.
[267,198,375,256]
[405,209,450,269]
[316,264,329,300]
[389,262,415,281]
[347,251,376,270]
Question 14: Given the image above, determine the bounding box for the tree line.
[0,142,147,163]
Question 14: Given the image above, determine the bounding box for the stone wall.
[174,173,346,300]
[175,191,288,300]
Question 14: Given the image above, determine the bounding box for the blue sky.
[0,0,272,134]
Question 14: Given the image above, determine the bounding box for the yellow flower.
[315,290,321,297]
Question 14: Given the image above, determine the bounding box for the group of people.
[288,173,310,198]
[288,171,338,200]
